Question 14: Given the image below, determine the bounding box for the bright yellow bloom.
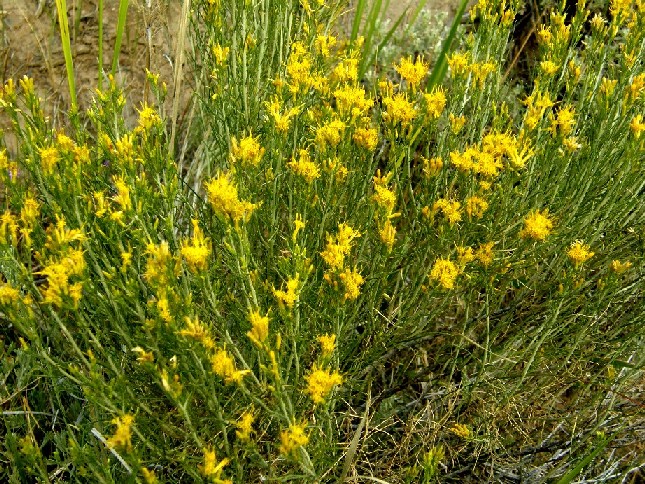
[131,347,154,363]
[178,316,216,350]
[247,309,269,346]
[553,106,576,136]
[332,57,359,84]
[265,97,300,133]
[292,213,306,242]
[465,196,489,219]
[567,240,594,267]
[113,176,132,212]
[610,260,632,274]
[144,241,174,286]
[317,334,336,356]
[449,113,466,134]
[40,146,59,175]
[280,422,309,456]
[287,42,314,92]
[383,93,416,126]
[395,56,428,88]
[470,61,496,87]
[430,258,460,290]
[45,217,85,250]
[235,410,255,442]
[433,198,462,225]
[212,43,230,65]
[230,134,265,166]
[372,180,396,215]
[205,173,257,223]
[424,87,446,118]
[314,34,337,57]
[520,209,554,241]
[379,220,396,252]
[630,115,645,139]
[211,348,250,384]
[321,223,361,270]
[339,267,364,300]
[141,468,158,484]
[199,447,231,481]
[39,250,86,308]
[107,414,134,452]
[540,60,559,76]
[273,273,301,309]
[447,52,469,76]
[0,283,19,305]
[315,119,346,148]
[288,149,321,183]
[353,127,379,151]
[456,246,475,266]
[334,85,373,117]
[305,366,343,404]
[181,220,211,272]
[475,241,495,267]
[137,105,161,131]
[1,213,20,246]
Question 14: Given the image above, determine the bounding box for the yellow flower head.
[0,283,20,306]
[424,87,447,119]
[230,134,265,166]
[107,414,134,452]
[247,309,270,346]
[288,149,320,183]
[353,126,379,151]
[205,173,257,223]
[395,56,428,88]
[379,220,396,252]
[321,223,361,270]
[450,423,471,439]
[520,209,554,241]
[383,93,416,126]
[315,119,346,148]
[273,273,301,309]
[235,410,255,442]
[465,196,489,219]
[305,366,343,404]
[211,348,250,384]
[199,447,230,480]
[317,334,337,356]
[339,267,364,300]
[422,156,443,177]
[180,220,211,272]
[610,259,632,274]
[433,198,462,225]
[430,258,460,290]
[280,422,309,456]
[567,240,594,267]
[475,241,495,267]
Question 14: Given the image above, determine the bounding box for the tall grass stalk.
[54,0,77,112]
[111,0,130,75]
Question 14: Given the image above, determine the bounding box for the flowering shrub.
[1,0,644,481]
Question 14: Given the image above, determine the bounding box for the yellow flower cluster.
[107,414,134,452]
[273,273,301,309]
[230,134,265,166]
[200,447,231,483]
[395,56,428,89]
[339,267,364,300]
[205,173,257,223]
[305,365,343,403]
[382,93,416,126]
[567,240,594,267]
[211,348,250,384]
[430,258,460,290]
[520,209,555,241]
[280,422,309,456]
[180,220,211,272]
[320,223,361,271]
[288,149,321,183]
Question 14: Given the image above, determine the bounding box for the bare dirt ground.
[0,0,180,125]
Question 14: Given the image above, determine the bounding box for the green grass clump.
[1,0,644,481]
